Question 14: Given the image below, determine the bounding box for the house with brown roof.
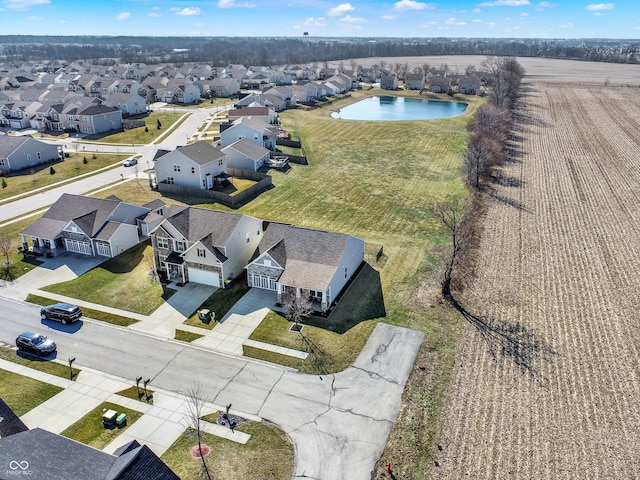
[246,223,365,312]
[150,206,263,287]
[19,193,155,257]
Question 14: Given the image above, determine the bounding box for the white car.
[123,157,138,167]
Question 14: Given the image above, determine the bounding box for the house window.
[27,154,31,161]
[173,165,181,172]
[36,152,41,160]
[156,237,169,249]
[191,167,195,174]
[246,233,250,243]
[0,159,5,166]
[159,255,167,269]
[218,159,223,166]
[257,228,261,236]
[175,240,187,252]
[344,266,348,279]
[167,176,174,185]
[197,248,206,258]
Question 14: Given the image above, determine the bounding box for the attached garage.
[64,238,92,255]
[188,268,220,287]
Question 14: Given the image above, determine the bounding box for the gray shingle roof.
[0,135,30,157]
[165,207,243,248]
[0,398,29,438]
[222,138,269,159]
[175,141,225,166]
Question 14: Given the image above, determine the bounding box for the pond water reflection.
[331,95,468,121]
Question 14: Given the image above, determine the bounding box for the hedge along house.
[19,194,155,257]
[149,206,263,287]
[246,223,365,313]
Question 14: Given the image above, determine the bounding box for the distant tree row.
[0,36,638,66]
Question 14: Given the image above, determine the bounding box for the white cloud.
[5,0,49,11]
[473,18,482,22]
[27,15,43,21]
[479,0,529,6]
[537,1,556,6]
[446,17,467,25]
[304,17,326,26]
[586,3,613,11]
[394,0,433,11]
[593,11,607,15]
[59,19,67,24]
[473,7,481,12]
[558,22,573,28]
[521,12,528,16]
[148,12,160,17]
[380,15,395,20]
[339,15,365,23]
[217,0,254,8]
[328,3,354,16]
[487,21,497,27]
[151,6,161,10]
[116,12,131,20]
[175,7,201,15]
[419,20,439,27]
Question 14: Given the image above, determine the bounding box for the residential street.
[0,105,425,479]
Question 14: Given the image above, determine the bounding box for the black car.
[16,332,57,356]
[40,303,82,324]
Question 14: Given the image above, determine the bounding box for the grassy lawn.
[60,401,143,450]
[162,423,294,480]
[0,368,63,416]
[41,242,175,316]
[0,217,45,281]
[175,330,204,342]
[0,346,80,380]
[116,385,155,404]
[183,275,250,330]
[26,294,140,327]
[0,153,126,202]
[214,177,257,196]
[89,111,185,145]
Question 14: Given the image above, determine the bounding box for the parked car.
[16,332,57,356]
[40,303,82,324]
[123,157,138,167]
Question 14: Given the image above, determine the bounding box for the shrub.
[83,157,88,164]
[49,166,56,175]
[1,178,6,189]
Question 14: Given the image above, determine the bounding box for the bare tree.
[0,234,13,265]
[465,64,477,76]
[185,383,213,480]
[429,198,468,298]
[283,288,313,334]
[422,63,431,75]
[146,253,160,285]
[464,133,504,189]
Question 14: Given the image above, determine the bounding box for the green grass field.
[0,368,64,416]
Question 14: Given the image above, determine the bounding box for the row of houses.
[19,193,364,313]
[380,72,487,95]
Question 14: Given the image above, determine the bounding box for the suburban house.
[150,206,263,287]
[0,426,179,480]
[19,193,155,257]
[404,73,426,90]
[222,138,270,171]
[380,75,399,90]
[0,135,59,172]
[457,76,482,95]
[246,223,365,313]
[208,77,240,98]
[227,105,276,124]
[219,116,278,150]
[155,79,200,104]
[429,76,450,94]
[61,97,123,134]
[0,100,41,129]
[105,92,147,116]
[153,141,228,190]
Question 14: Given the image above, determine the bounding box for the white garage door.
[64,239,92,255]
[188,268,220,287]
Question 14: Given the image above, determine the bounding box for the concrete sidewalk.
[1,357,250,456]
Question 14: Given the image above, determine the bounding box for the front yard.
[41,242,173,316]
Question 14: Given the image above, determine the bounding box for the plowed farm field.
[429,84,640,478]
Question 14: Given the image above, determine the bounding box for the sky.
[1,0,638,39]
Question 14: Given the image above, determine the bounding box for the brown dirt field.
[421,83,640,478]
[332,55,640,86]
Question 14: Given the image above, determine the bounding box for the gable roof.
[0,135,30,157]
[19,193,137,239]
[254,223,354,291]
[0,428,179,480]
[222,138,269,160]
[163,207,245,248]
[0,398,29,438]
[173,141,225,166]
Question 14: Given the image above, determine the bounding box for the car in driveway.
[123,157,138,167]
[40,303,82,324]
[16,332,57,356]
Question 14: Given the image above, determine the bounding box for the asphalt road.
[0,102,425,479]
[0,297,423,480]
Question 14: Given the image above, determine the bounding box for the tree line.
[0,35,638,66]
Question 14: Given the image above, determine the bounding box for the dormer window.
[175,240,187,252]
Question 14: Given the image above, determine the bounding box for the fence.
[157,168,272,208]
